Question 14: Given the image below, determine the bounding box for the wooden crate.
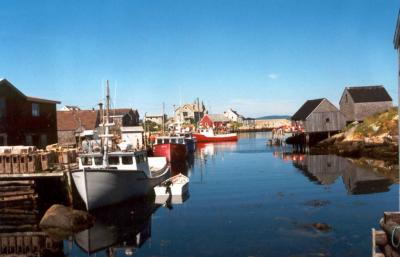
[11,155,20,174]
[40,153,50,171]
[19,155,28,174]
[0,155,5,174]
[27,154,41,173]
[4,155,11,174]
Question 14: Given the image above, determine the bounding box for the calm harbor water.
[61,133,399,256]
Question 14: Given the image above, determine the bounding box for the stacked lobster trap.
[0,145,78,175]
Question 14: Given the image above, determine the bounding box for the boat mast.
[102,80,111,167]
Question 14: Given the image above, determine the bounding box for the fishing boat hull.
[153,143,187,163]
[192,133,238,142]
[71,166,170,211]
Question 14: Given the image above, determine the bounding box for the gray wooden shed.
[339,86,392,122]
[291,98,346,133]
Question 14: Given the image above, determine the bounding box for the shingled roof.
[291,99,324,121]
[0,78,60,104]
[346,86,392,103]
[57,110,99,131]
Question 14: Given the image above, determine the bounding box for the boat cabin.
[155,136,185,145]
[78,151,150,173]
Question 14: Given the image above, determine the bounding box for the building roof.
[291,98,325,121]
[346,86,392,103]
[57,110,99,131]
[109,108,137,116]
[395,10,400,49]
[208,114,230,122]
[0,79,61,104]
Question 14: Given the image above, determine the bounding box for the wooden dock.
[0,172,64,181]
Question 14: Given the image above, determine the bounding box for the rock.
[40,204,94,238]
[313,222,331,232]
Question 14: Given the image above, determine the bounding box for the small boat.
[71,81,170,211]
[193,128,238,142]
[154,173,189,196]
[153,136,187,163]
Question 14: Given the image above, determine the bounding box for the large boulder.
[40,204,94,239]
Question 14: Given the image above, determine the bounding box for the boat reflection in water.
[276,153,394,194]
[196,142,237,161]
[73,197,161,256]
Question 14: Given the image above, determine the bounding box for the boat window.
[94,157,102,165]
[157,139,162,144]
[171,138,177,144]
[178,138,184,144]
[164,139,170,144]
[81,157,92,166]
[122,156,133,165]
[108,156,120,165]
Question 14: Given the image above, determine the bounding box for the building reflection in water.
[73,198,161,257]
[274,152,393,195]
[195,142,237,162]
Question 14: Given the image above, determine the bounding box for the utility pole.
[162,102,165,134]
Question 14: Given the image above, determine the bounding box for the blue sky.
[0,0,398,117]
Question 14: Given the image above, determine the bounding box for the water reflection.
[0,203,64,257]
[277,153,393,194]
[196,142,237,162]
[73,198,161,256]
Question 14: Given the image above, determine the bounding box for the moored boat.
[153,136,187,163]
[71,81,170,211]
[193,128,238,142]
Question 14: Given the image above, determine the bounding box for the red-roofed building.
[0,79,60,148]
[199,114,230,128]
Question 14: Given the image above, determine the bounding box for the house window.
[326,118,330,123]
[183,112,188,117]
[32,103,40,117]
[40,134,47,148]
[0,98,5,118]
[345,94,348,103]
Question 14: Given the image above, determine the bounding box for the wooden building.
[174,99,207,124]
[109,108,139,127]
[199,114,230,128]
[0,79,60,148]
[291,98,346,134]
[57,109,100,146]
[339,86,392,122]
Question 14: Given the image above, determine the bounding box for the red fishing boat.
[153,136,187,163]
[193,128,238,142]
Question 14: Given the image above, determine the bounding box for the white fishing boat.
[154,173,189,196]
[71,81,170,211]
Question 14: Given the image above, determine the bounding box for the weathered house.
[0,79,60,148]
[224,108,243,123]
[243,117,256,127]
[339,86,392,122]
[174,99,206,123]
[199,114,230,128]
[57,110,100,146]
[144,114,167,126]
[291,98,346,134]
[109,108,140,127]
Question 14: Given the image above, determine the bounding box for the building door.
[0,134,7,146]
